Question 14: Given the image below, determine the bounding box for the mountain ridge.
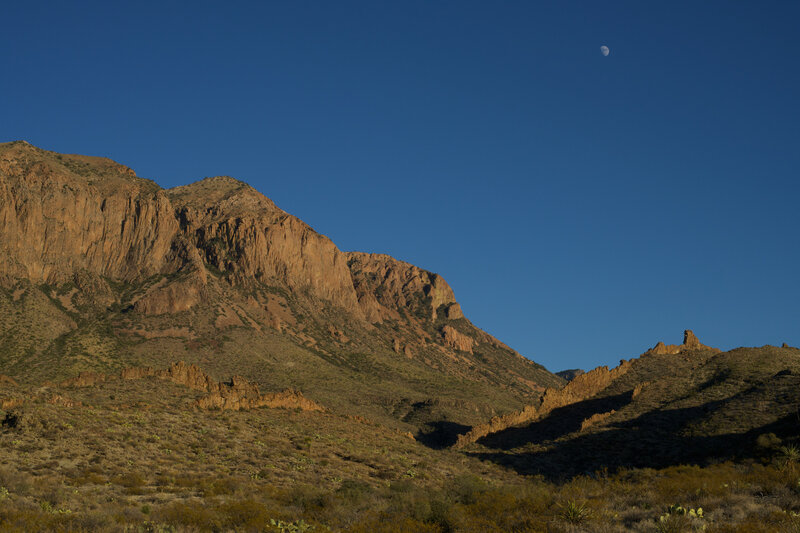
[0,140,562,438]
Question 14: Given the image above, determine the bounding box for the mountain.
[0,140,563,439]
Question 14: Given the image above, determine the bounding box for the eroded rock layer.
[59,361,325,412]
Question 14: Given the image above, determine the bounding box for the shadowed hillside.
[454,332,800,478]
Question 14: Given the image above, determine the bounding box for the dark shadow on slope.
[695,368,732,392]
[416,421,472,449]
[752,410,800,441]
[467,405,800,481]
[479,391,634,450]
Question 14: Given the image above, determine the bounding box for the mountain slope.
[0,141,563,437]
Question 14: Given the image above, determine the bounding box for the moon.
[600,45,610,57]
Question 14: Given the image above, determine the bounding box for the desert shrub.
[384,487,434,524]
[288,484,329,514]
[0,467,30,495]
[347,515,442,533]
[449,474,486,505]
[388,480,414,493]
[777,445,800,471]
[655,504,705,533]
[558,499,592,524]
[204,476,245,496]
[336,479,374,503]
[72,471,107,486]
[465,488,518,518]
[269,518,316,533]
[155,501,223,530]
[425,497,456,533]
[115,471,146,490]
[219,499,272,529]
[756,433,782,452]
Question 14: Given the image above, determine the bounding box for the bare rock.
[327,325,349,344]
[59,371,108,388]
[168,177,364,319]
[580,410,615,432]
[444,303,464,319]
[0,144,363,318]
[47,394,80,408]
[0,142,179,285]
[155,361,217,391]
[645,330,718,355]
[346,252,458,323]
[1,398,24,410]
[441,325,475,353]
[392,338,403,354]
[683,329,701,349]
[632,381,649,398]
[196,379,325,412]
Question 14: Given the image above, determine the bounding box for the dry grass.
[1,376,799,532]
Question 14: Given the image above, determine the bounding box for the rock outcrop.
[1,144,481,326]
[59,371,108,388]
[441,325,475,353]
[453,360,632,447]
[196,382,324,412]
[59,361,325,412]
[579,409,615,431]
[122,361,324,411]
[645,330,718,356]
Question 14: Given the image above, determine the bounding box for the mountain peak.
[167,176,282,218]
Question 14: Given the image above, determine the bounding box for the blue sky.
[3,1,799,371]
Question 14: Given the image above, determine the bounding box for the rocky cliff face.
[0,142,512,334]
[345,252,461,323]
[0,142,179,285]
[168,178,363,318]
[0,143,364,317]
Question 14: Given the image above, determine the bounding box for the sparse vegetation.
[1,373,800,532]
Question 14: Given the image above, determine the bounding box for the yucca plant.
[558,499,591,524]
